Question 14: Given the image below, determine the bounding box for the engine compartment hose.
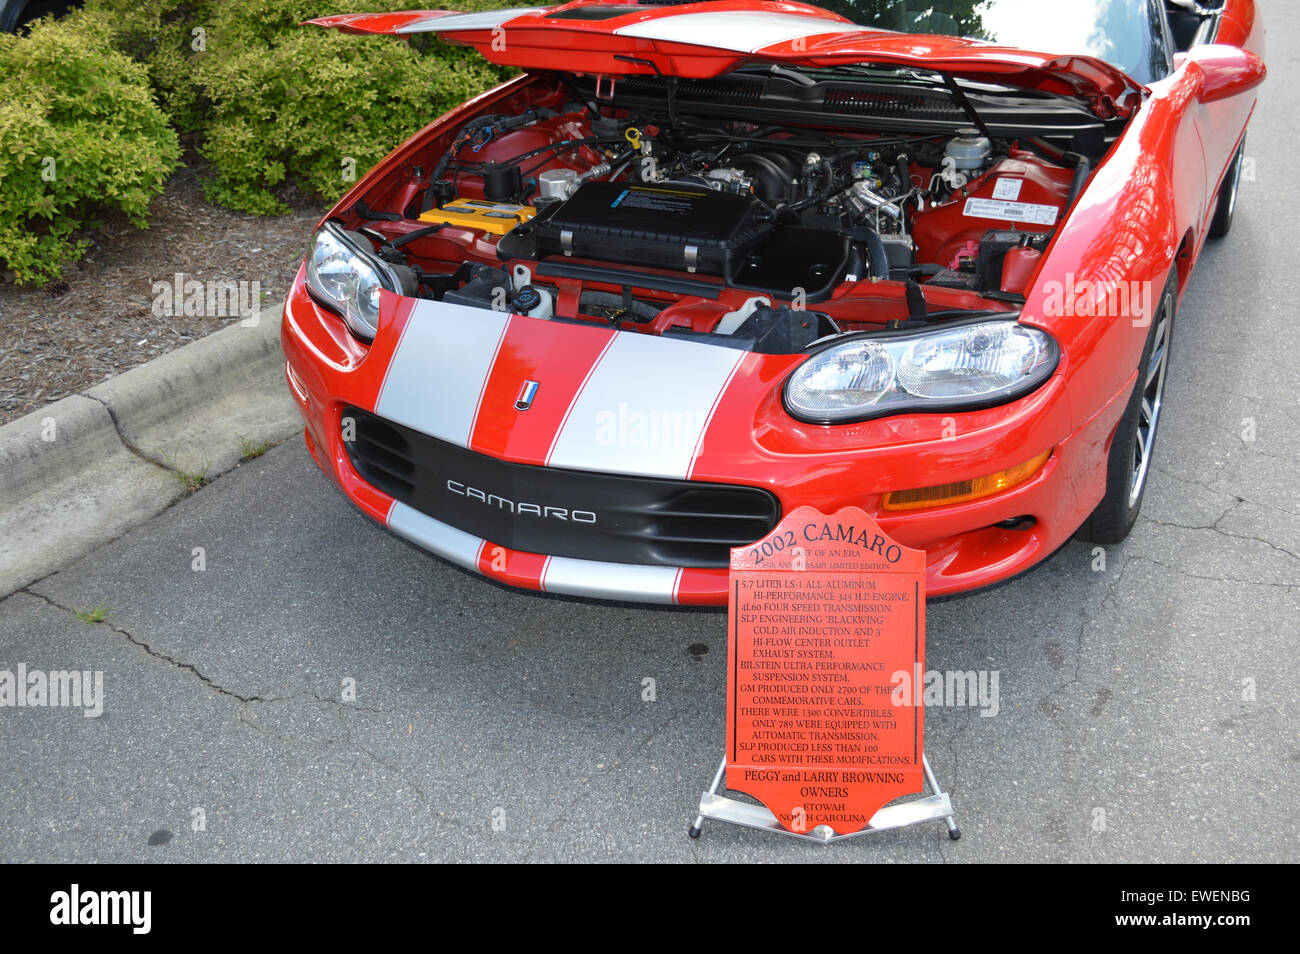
[1064,151,1091,210]
[842,227,892,281]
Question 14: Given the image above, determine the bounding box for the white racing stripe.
[614,12,871,54]
[546,333,745,479]
[387,501,485,569]
[688,350,744,479]
[398,8,546,34]
[374,301,510,448]
[387,502,682,603]
[542,556,680,604]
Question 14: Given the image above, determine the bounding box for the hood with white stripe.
[307,1,1145,119]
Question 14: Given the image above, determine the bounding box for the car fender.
[1022,62,1208,435]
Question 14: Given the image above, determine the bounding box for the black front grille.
[343,407,780,568]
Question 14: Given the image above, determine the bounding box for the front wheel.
[1075,274,1176,544]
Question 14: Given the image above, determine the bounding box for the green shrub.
[89,0,518,215]
[0,11,182,284]
[89,1,217,135]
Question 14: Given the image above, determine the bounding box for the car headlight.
[305,223,400,342]
[784,319,1058,423]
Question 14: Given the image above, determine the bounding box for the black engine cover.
[497,181,850,301]
[531,181,772,278]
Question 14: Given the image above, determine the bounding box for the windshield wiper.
[765,64,816,87]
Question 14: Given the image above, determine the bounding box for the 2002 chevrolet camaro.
[282,0,1265,604]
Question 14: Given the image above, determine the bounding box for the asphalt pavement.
[1,2,1296,863]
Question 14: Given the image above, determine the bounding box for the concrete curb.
[0,307,301,596]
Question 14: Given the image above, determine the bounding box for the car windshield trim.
[814,0,1171,84]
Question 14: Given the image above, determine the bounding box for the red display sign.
[726,506,925,835]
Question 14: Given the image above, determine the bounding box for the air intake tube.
[843,227,892,281]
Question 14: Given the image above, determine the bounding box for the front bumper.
[283,274,1130,605]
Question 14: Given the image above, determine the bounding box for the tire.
[1075,272,1176,544]
[1207,134,1246,240]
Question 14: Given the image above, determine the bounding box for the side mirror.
[1186,44,1266,103]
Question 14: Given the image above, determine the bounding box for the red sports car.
[282,0,1264,603]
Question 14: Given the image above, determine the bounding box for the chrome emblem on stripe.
[515,380,539,410]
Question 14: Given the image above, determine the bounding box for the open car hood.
[307,1,1146,119]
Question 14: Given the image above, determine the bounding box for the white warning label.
[991,178,1023,200]
[964,197,1059,225]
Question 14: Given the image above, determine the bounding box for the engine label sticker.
[964,196,1059,225]
[726,505,925,836]
[991,177,1024,200]
[610,186,698,214]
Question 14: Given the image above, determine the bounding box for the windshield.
[815,0,1170,84]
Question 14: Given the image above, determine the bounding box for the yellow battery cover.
[419,199,536,235]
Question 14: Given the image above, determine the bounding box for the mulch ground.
[0,163,326,425]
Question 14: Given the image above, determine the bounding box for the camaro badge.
[515,380,539,410]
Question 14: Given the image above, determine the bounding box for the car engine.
[336,70,1107,354]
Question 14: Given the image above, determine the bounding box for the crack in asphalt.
[236,698,425,800]
[1140,511,1300,563]
[0,442,288,605]
[1150,465,1299,519]
[4,375,1287,859]
[1031,550,1131,723]
[1170,407,1300,464]
[1042,531,1295,715]
[939,483,1293,861]
[1189,385,1300,425]
[1144,469,1300,561]
[1120,554,1295,592]
[979,554,1137,858]
[19,588,396,710]
[21,587,270,703]
[19,585,427,807]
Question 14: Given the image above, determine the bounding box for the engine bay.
[329,70,1114,354]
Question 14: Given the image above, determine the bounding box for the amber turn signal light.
[881,451,1052,511]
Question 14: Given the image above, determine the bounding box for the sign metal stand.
[689,753,960,843]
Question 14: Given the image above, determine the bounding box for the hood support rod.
[941,73,995,143]
[614,54,680,137]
